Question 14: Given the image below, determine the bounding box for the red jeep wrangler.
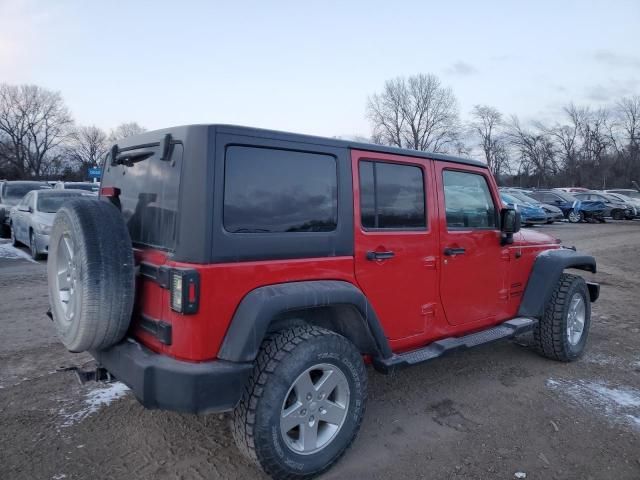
[47,125,599,479]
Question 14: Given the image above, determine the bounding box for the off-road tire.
[232,325,367,479]
[533,273,590,362]
[47,198,135,352]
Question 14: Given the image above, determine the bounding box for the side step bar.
[373,317,537,373]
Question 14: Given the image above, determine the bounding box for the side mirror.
[500,207,521,245]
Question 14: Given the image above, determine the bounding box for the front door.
[435,163,506,326]
[352,150,439,343]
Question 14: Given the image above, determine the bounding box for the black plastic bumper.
[92,339,253,414]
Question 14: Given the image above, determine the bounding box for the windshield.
[4,183,47,205]
[553,191,577,202]
[508,191,540,204]
[37,193,83,213]
[500,193,520,205]
[615,190,640,199]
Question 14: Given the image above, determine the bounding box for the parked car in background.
[501,188,564,223]
[9,189,90,259]
[555,187,589,193]
[604,189,640,202]
[54,181,99,193]
[527,190,606,223]
[602,192,640,216]
[0,181,50,237]
[573,192,633,220]
[499,192,548,226]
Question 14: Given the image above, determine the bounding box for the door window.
[443,170,497,229]
[359,161,425,229]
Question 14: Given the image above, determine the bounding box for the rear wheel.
[533,273,590,362]
[567,209,582,223]
[232,325,367,479]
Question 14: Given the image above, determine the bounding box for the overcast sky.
[1,0,638,138]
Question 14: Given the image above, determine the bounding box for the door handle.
[443,247,466,256]
[366,250,395,261]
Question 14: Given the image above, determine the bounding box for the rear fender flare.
[518,249,597,318]
[217,280,392,363]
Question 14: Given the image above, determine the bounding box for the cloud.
[585,78,640,102]
[445,61,478,76]
[592,50,640,69]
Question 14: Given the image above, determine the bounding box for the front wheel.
[534,273,591,362]
[30,232,45,260]
[10,224,19,247]
[232,325,367,479]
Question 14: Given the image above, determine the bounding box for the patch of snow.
[52,475,67,480]
[546,378,640,430]
[59,382,130,427]
[0,242,36,262]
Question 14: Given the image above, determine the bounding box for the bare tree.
[0,84,73,178]
[367,74,460,153]
[108,122,147,143]
[507,116,558,187]
[469,105,509,175]
[68,125,109,168]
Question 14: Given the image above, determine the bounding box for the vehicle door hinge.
[421,303,436,317]
[423,256,437,269]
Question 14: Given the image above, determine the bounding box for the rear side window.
[443,170,497,229]
[224,146,337,233]
[359,160,426,229]
[103,144,183,251]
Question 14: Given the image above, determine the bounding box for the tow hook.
[58,365,114,385]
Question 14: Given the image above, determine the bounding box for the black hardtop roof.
[115,124,486,169]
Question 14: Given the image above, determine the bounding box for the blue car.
[527,190,606,223]
[500,192,548,226]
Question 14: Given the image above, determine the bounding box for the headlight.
[37,223,51,234]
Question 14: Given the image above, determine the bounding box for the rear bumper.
[93,339,253,414]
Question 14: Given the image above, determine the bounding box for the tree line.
[2,78,638,189]
[0,83,146,181]
[367,73,640,189]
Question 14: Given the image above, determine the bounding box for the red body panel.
[130,150,560,362]
[132,253,356,362]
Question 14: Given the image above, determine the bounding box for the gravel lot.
[1,221,639,480]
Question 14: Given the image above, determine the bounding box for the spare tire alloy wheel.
[48,198,135,353]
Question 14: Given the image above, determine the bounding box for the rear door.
[352,150,439,343]
[435,164,507,326]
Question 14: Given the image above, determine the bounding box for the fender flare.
[217,280,392,363]
[518,248,597,318]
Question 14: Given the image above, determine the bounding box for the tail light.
[169,269,200,314]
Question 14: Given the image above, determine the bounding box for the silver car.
[9,189,89,259]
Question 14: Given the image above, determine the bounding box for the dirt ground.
[1,221,639,480]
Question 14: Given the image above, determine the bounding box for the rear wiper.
[110,134,175,167]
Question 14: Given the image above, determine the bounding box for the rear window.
[223,146,337,233]
[102,144,183,251]
[3,183,48,205]
[37,193,84,213]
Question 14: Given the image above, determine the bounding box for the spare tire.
[47,198,135,352]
